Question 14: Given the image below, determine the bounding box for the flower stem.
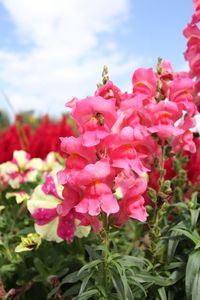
[102,213,110,299]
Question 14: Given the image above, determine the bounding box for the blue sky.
[0,0,194,118]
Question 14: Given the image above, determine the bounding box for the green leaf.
[158,287,167,300]
[56,267,69,277]
[60,283,81,299]
[47,286,60,299]
[127,271,147,297]
[190,208,200,229]
[119,255,149,269]
[85,245,100,260]
[78,259,102,276]
[111,272,125,300]
[61,271,84,284]
[0,263,16,273]
[126,284,135,300]
[173,228,200,246]
[167,290,175,300]
[165,261,185,270]
[192,273,200,300]
[33,257,49,278]
[75,289,99,300]
[185,250,200,300]
[167,231,180,261]
[131,270,181,287]
[111,260,129,299]
[78,271,94,295]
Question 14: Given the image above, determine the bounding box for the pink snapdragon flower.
[159,60,174,81]
[95,80,122,107]
[184,0,200,107]
[104,127,149,175]
[69,96,117,146]
[132,68,158,98]
[146,101,184,139]
[28,58,199,244]
[172,130,196,154]
[57,136,96,185]
[28,173,91,242]
[114,176,148,225]
[74,159,119,216]
[169,76,197,114]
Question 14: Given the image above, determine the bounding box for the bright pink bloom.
[114,177,148,226]
[146,101,184,139]
[183,0,200,107]
[186,137,200,185]
[75,182,119,216]
[104,127,149,175]
[70,96,117,146]
[57,136,96,185]
[172,130,196,154]
[169,77,196,115]
[95,80,122,107]
[132,68,158,98]
[159,60,174,81]
[74,159,119,216]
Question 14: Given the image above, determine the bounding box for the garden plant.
[0,0,200,299]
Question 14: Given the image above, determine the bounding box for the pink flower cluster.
[184,0,200,107]
[29,60,199,242]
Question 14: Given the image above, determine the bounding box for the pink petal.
[32,208,57,225]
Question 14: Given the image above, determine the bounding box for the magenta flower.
[132,68,158,98]
[70,96,117,146]
[28,174,91,242]
[114,177,148,226]
[147,101,184,139]
[104,127,149,175]
[169,76,197,115]
[74,159,119,216]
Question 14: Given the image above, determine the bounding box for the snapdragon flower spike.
[70,96,117,146]
[184,0,200,107]
[44,58,199,241]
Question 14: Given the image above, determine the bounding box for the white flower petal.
[13,150,29,169]
[35,219,63,243]
[0,161,18,173]
[27,158,45,170]
[27,185,62,214]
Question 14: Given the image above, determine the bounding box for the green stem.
[158,145,166,190]
[102,213,110,299]
[150,145,166,262]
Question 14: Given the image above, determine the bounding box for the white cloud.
[0,0,144,116]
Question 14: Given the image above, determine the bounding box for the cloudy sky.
[0,0,194,118]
